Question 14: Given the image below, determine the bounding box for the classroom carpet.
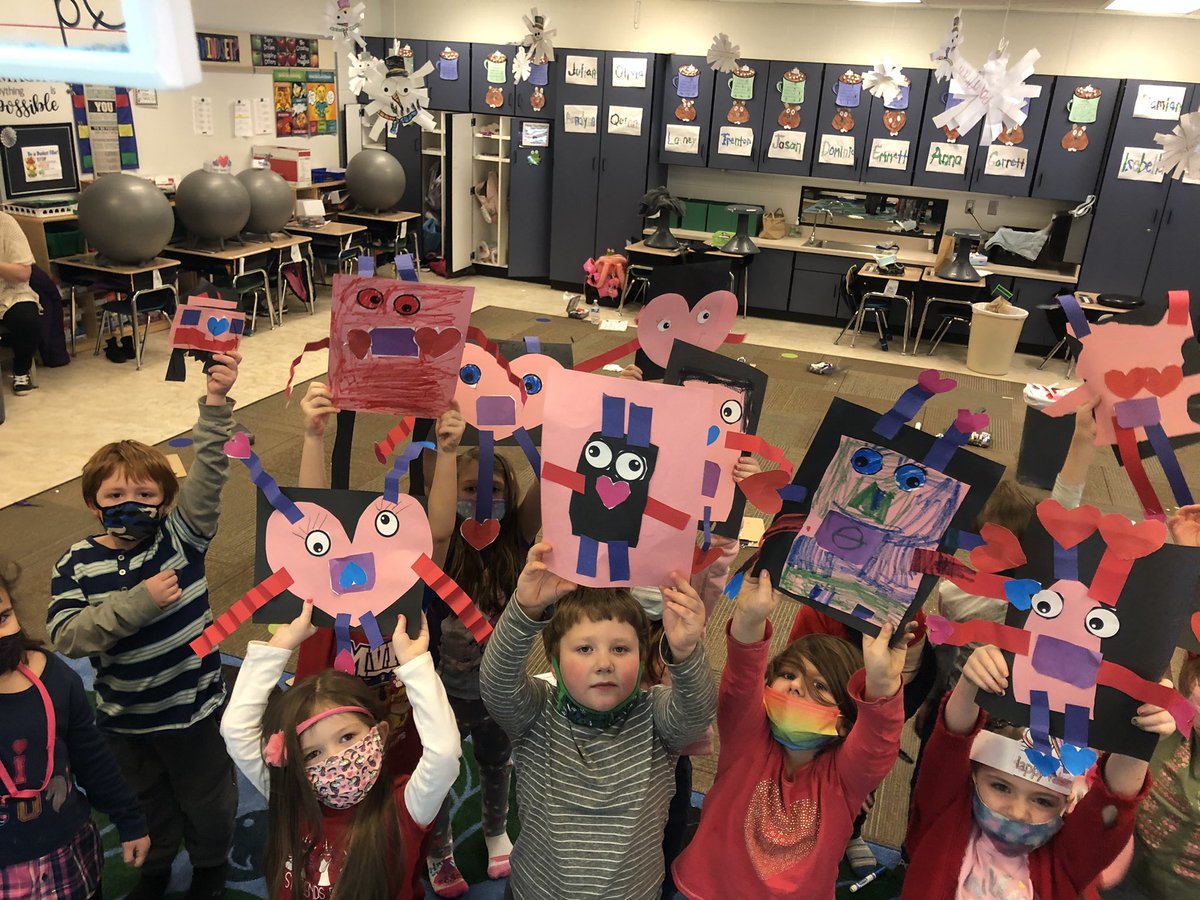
[6,304,1190,899]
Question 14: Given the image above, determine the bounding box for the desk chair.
[92,285,177,370]
[835,264,894,352]
[232,269,275,331]
[617,264,652,313]
[277,255,315,317]
[924,306,972,356]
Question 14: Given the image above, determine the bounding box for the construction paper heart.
[1145,365,1183,397]
[206,317,230,337]
[223,431,252,459]
[1104,368,1148,399]
[596,476,632,509]
[955,408,989,434]
[460,517,501,550]
[1057,743,1098,777]
[969,523,1027,573]
[738,470,790,514]
[1003,579,1041,611]
[347,328,372,360]
[415,326,462,360]
[1024,746,1063,778]
[1037,499,1102,550]
[1193,612,1200,644]
[636,290,738,367]
[692,544,722,574]
[925,615,954,645]
[1097,513,1167,559]
[918,369,957,395]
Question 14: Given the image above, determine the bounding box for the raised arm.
[297,381,338,489]
[651,574,717,752]
[173,351,240,543]
[719,571,778,745]
[427,404,465,563]
[1056,394,1098,497]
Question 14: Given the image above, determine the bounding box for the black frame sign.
[0,122,80,198]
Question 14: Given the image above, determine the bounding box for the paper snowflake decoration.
[513,46,533,84]
[863,59,906,103]
[326,0,367,52]
[930,9,964,83]
[933,46,1042,145]
[522,7,556,61]
[356,53,437,138]
[706,33,740,74]
[1156,111,1200,181]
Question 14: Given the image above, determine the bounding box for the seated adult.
[0,212,42,396]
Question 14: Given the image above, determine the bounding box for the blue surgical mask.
[971,791,1064,852]
[457,499,507,522]
[99,501,163,543]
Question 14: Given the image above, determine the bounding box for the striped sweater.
[47,399,233,734]
[480,600,717,900]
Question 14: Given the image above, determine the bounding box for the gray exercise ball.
[175,170,251,241]
[77,173,174,265]
[237,167,294,235]
[345,149,406,212]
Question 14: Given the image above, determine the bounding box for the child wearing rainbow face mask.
[671,571,910,899]
[904,644,1174,900]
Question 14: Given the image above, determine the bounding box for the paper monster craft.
[1044,290,1200,520]
[285,276,474,419]
[755,370,1005,637]
[189,432,491,671]
[164,294,244,382]
[913,498,1199,776]
[540,370,711,587]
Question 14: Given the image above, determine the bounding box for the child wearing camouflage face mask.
[46,351,242,900]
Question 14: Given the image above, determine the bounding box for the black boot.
[121,335,137,359]
[104,337,127,363]
[125,867,171,900]
[186,863,228,900]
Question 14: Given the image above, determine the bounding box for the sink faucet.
[807,209,833,245]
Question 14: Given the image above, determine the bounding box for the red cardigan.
[903,702,1151,900]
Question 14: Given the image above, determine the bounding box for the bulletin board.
[0,123,80,198]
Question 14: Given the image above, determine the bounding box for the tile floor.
[0,274,1077,508]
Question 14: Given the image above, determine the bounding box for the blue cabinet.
[756,61,823,177]
[1141,177,1200,304]
[470,43,516,116]
[514,53,556,120]
[912,76,983,192]
[809,64,873,181]
[790,252,852,318]
[425,41,471,112]
[706,59,769,173]
[659,55,715,168]
[508,121,553,278]
[859,67,929,187]
[746,249,793,311]
[597,52,660,254]
[1031,77,1121,201]
[968,74,1054,198]
[549,48,605,283]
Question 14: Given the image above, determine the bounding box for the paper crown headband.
[970,729,1075,795]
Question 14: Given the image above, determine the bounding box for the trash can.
[1016,385,1076,489]
[966,302,1028,376]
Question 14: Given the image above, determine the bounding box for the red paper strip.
[910,548,973,579]
[542,461,586,493]
[374,416,416,464]
[190,569,295,658]
[1167,290,1190,327]
[412,553,493,644]
[645,496,692,531]
[466,326,526,402]
[926,616,1031,655]
[573,337,642,373]
[1112,420,1165,519]
[723,332,747,345]
[724,432,795,477]
[1097,660,1196,736]
[284,337,331,401]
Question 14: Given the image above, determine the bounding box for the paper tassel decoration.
[325,0,367,52]
[930,9,965,83]
[513,46,533,84]
[706,33,741,74]
[1156,110,1200,182]
[863,58,906,103]
[522,8,556,62]
[933,44,1042,145]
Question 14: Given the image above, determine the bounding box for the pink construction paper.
[168,295,244,354]
[683,378,745,522]
[636,290,739,367]
[455,344,565,439]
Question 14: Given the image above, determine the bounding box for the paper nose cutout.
[348,329,372,360]
[596,475,632,509]
[330,554,376,594]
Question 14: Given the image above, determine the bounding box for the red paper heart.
[347,328,372,360]
[1145,365,1183,397]
[1097,513,1166,559]
[926,614,954,645]
[1037,499,1102,550]
[918,369,957,395]
[1104,368,1149,399]
[415,326,462,360]
[955,408,989,434]
[969,523,1027,573]
[739,470,790,514]
[223,431,252,459]
[460,518,501,550]
[692,544,722,574]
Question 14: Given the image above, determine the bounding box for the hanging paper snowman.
[360,53,437,138]
[326,0,367,52]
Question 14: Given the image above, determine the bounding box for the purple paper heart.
[918,369,957,394]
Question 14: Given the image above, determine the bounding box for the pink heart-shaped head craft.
[918,369,957,394]
[636,290,738,367]
[223,431,253,459]
[955,409,989,434]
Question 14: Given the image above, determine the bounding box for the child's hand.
[1132,678,1179,735]
[732,455,762,482]
[392,613,429,666]
[205,350,241,404]
[862,621,918,701]
[1169,505,1200,547]
[268,599,317,651]
[663,572,706,662]
[1071,394,1099,445]
[736,570,777,624]
[301,381,338,438]
[122,835,151,867]
[436,402,465,454]
[144,570,181,609]
[962,645,1009,695]
[515,542,576,619]
[618,364,643,381]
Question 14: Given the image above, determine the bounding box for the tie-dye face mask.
[762,685,841,751]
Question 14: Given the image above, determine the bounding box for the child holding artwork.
[671,571,909,899]
[903,644,1171,900]
[1,558,150,899]
[47,351,242,900]
[422,402,541,897]
[220,600,461,900]
[480,542,717,900]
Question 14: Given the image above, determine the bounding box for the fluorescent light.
[847,1,922,4]
[1106,1,1200,12]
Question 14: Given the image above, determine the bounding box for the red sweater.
[903,704,1151,900]
[672,621,904,899]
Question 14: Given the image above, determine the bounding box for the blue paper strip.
[1057,292,1090,340]
[873,384,932,439]
[513,426,542,478]
[778,485,808,504]
[1146,422,1195,506]
[1064,704,1090,749]
[577,536,598,578]
[383,441,435,503]
[601,394,624,438]
[627,402,653,449]
[948,529,984,551]
[923,428,968,473]
[608,541,630,581]
[701,506,712,551]
[475,431,496,521]
[335,613,353,670]
[1029,690,1053,753]
[723,570,745,600]
[244,452,304,524]
[359,611,385,649]
[1053,539,1078,583]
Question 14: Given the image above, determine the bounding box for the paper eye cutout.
[305,530,332,556]
[697,308,712,324]
[895,463,927,492]
[393,294,421,315]
[356,288,384,310]
[459,364,482,386]
[656,319,673,332]
[1084,607,1120,638]
[1031,590,1064,619]
[375,509,400,537]
[615,451,647,481]
[523,373,543,395]
[851,448,883,475]
[720,399,743,424]
[584,440,613,469]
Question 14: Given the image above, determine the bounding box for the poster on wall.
[253,35,320,68]
[273,69,336,137]
[197,33,241,64]
[68,84,139,174]
[307,71,337,135]
[0,123,80,198]
[0,81,72,125]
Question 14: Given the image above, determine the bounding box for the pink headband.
[264,705,371,768]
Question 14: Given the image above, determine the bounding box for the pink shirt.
[956,829,1034,900]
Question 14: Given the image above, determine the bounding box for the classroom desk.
[1074,291,1135,315]
[162,234,313,329]
[857,262,923,354]
[9,211,80,275]
[336,210,421,273]
[285,220,368,283]
[616,241,691,313]
[51,254,180,368]
[913,267,990,355]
